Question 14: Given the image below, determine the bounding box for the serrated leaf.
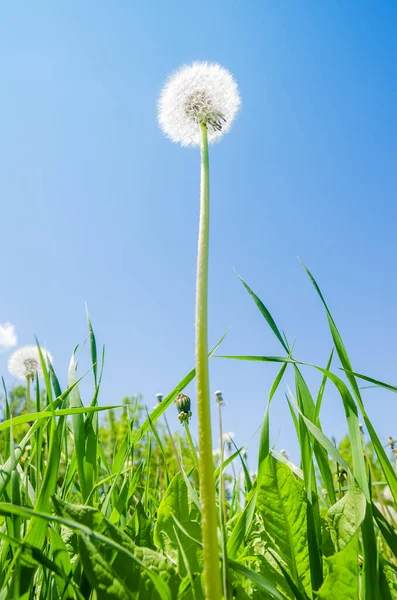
[327,478,366,551]
[256,455,311,596]
[79,534,134,599]
[52,497,176,600]
[317,535,359,599]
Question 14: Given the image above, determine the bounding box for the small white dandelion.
[8,346,53,381]
[214,389,224,404]
[0,323,17,350]
[222,431,235,445]
[158,62,241,147]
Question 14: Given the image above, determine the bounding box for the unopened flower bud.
[156,393,163,404]
[214,390,224,404]
[175,393,192,423]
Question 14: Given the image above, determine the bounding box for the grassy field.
[0,268,396,600]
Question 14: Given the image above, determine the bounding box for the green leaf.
[235,271,289,353]
[154,473,202,576]
[256,455,311,596]
[52,497,176,600]
[316,535,359,600]
[68,354,89,502]
[228,559,289,600]
[227,487,257,559]
[49,527,75,599]
[327,478,366,551]
[79,533,134,599]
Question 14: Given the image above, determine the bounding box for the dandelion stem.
[184,421,199,473]
[196,122,222,600]
[163,413,183,474]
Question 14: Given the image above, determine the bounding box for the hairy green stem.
[196,123,222,600]
[184,421,199,473]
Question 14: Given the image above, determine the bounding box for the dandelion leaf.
[256,455,311,596]
[53,497,178,599]
[317,534,359,600]
[327,478,366,551]
[154,472,202,576]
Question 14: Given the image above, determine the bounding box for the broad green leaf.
[327,478,366,551]
[79,534,134,600]
[52,497,176,599]
[154,473,202,576]
[126,501,154,549]
[317,535,359,600]
[256,455,311,596]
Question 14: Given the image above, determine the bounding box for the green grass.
[0,267,396,599]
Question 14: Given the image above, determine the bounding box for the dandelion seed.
[0,323,17,350]
[8,345,53,381]
[158,62,241,147]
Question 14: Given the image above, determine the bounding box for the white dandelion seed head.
[222,431,235,444]
[158,62,241,147]
[8,345,53,381]
[0,322,17,350]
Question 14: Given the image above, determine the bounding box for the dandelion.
[222,431,235,446]
[214,389,224,405]
[158,62,241,147]
[8,345,53,381]
[158,62,240,600]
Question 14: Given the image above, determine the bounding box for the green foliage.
[0,271,396,599]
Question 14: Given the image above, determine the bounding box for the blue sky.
[1,1,396,464]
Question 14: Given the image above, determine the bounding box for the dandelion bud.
[214,390,224,405]
[175,393,192,423]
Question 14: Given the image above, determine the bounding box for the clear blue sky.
[1,1,396,465]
